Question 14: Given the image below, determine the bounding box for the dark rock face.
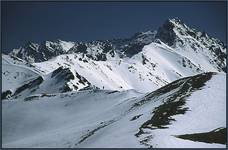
[124,43,145,57]
[155,18,226,73]
[68,41,112,61]
[51,66,65,78]
[12,42,41,62]
[75,71,91,89]
[14,76,44,96]
[51,67,75,90]
[112,31,156,57]
[209,46,227,72]
[37,41,64,61]
[75,44,87,53]
[176,127,227,145]
[51,67,91,92]
[10,41,66,62]
[102,42,113,53]
[155,20,177,46]
[95,53,107,61]
[2,90,12,100]
[51,67,74,81]
[60,84,72,93]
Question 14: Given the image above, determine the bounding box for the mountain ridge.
[2,18,226,96]
[8,18,226,63]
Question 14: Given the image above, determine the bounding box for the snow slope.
[2,54,40,93]
[31,39,205,93]
[134,72,226,148]
[2,72,226,148]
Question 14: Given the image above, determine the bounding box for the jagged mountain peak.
[155,18,190,46]
[7,18,226,74]
[155,18,226,72]
[156,18,225,47]
[167,17,187,27]
[23,41,39,48]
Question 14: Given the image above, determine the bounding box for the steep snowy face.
[10,41,40,62]
[10,40,75,63]
[2,72,226,148]
[156,18,226,72]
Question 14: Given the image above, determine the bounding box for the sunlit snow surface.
[2,18,226,148]
[2,73,226,148]
[31,41,206,93]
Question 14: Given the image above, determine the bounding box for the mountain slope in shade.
[2,72,226,148]
[2,54,40,94]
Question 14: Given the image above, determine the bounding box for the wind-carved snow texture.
[1,18,226,148]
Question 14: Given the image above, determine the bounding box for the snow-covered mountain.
[2,18,226,148]
[156,18,226,72]
[3,18,226,96]
[9,18,226,71]
[2,72,226,148]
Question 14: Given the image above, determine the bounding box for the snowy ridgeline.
[2,18,226,99]
[1,18,227,148]
[2,40,226,98]
[2,73,226,148]
[2,18,226,98]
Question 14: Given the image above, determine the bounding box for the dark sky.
[1,1,227,53]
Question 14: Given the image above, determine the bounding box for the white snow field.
[2,54,40,92]
[2,72,226,148]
